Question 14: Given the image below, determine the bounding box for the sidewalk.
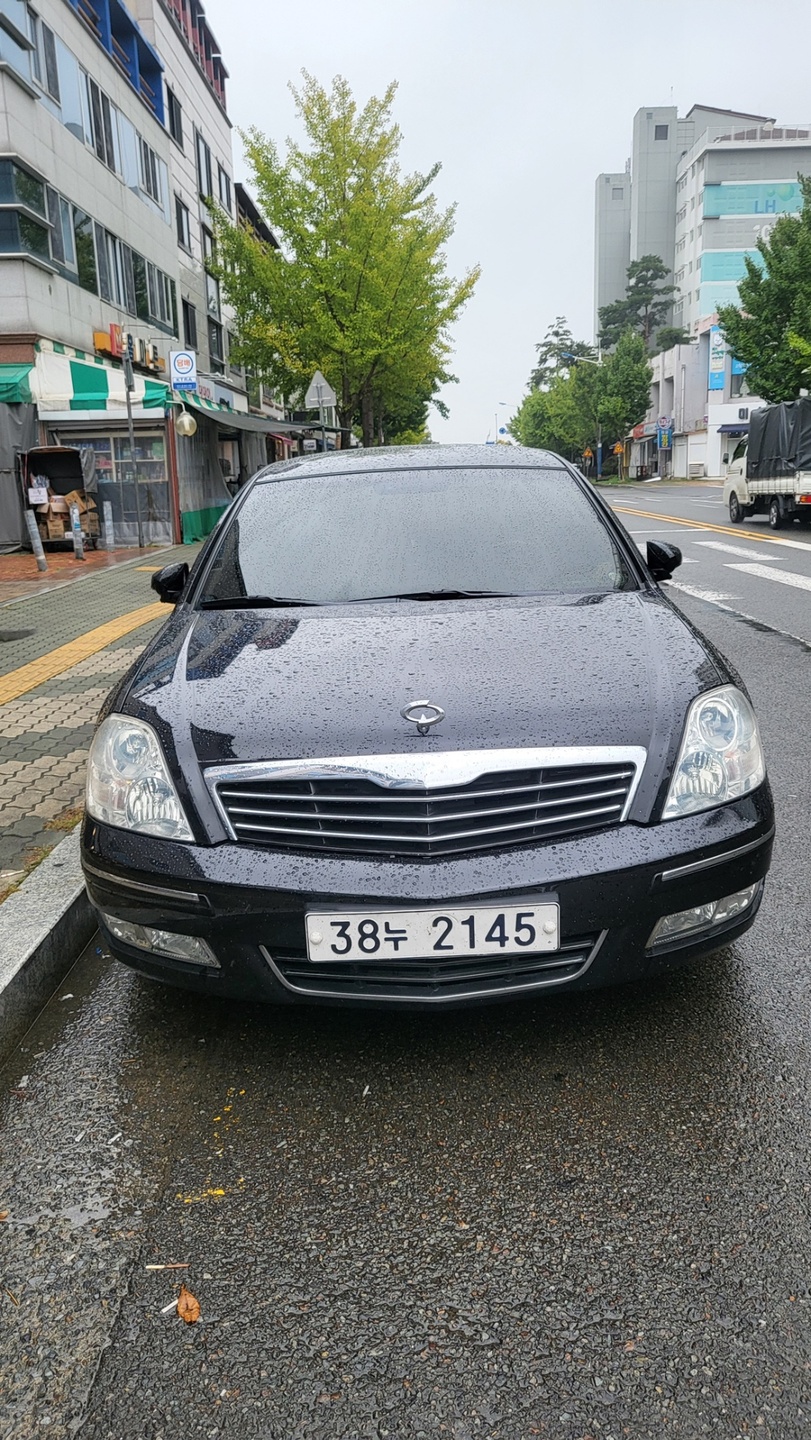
[0,544,199,895]
[0,543,169,606]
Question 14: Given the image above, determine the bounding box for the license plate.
[304,903,560,963]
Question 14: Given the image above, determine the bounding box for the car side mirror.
[646,540,682,582]
[151,561,189,604]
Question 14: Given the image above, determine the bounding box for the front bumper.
[81,786,774,1008]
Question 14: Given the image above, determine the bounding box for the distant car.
[82,445,773,1009]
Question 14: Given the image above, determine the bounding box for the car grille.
[213,762,637,859]
[262,933,603,1002]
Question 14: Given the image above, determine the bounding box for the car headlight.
[662,685,765,820]
[86,715,194,841]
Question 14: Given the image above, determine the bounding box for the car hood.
[123,592,723,774]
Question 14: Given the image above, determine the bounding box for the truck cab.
[723,439,751,524]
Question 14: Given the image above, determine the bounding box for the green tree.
[718,175,811,402]
[529,316,596,389]
[656,326,693,351]
[599,255,676,350]
[508,383,579,456]
[209,73,480,445]
[511,330,651,465]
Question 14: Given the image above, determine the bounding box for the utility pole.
[124,352,145,549]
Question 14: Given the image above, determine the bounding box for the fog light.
[648,883,760,948]
[101,913,220,967]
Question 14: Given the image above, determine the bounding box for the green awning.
[0,363,34,404]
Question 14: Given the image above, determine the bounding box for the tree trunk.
[361,384,374,447]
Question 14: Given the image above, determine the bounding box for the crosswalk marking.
[670,582,739,602]
[725,562,811,592]
[696,540,783,562]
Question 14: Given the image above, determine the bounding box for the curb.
[0,831,95,1061]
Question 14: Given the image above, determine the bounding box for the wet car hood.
[121,591,723,770]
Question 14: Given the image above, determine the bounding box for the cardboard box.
[48,496,69,515]
[63,490,87,514]
[45,517,68,540]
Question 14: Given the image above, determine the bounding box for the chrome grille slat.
[264,931,606,1000]
[216,769,635,806]
[211,754,640,860]
[226,805,626,845]
[224,786,629,828]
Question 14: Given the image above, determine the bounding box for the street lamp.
[561,351,604,478]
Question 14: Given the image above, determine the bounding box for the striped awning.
[0,342,169,413]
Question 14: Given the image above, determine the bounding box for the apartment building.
[594,105,772,343]
[0,0,285,549]
[597,104,811,478]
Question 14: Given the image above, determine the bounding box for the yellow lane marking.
[0,602,164,706]
[612,505,811,548]
[135,565,162,571]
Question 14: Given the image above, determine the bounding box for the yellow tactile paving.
[0,602,164,707]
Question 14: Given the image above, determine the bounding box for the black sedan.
[81,445,774,1008]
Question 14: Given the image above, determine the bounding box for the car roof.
[254,443,569,484]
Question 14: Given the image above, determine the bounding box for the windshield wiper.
[198,595,320,609]
[352,588,518,602]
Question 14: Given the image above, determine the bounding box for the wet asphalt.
[1,590,811,1439]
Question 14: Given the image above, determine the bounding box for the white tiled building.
[0,0,286,549]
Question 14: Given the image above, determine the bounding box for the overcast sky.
[204,0,811,442]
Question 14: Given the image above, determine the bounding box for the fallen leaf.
[0,1212,8,1222]
[177,1283,201,1324]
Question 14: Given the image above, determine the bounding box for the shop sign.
[93,327,163,372]
[632,423,646,439]
[170,350,198,392]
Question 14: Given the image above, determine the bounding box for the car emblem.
[401,700,446,736]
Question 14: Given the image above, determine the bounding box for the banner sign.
[708,325,726,391]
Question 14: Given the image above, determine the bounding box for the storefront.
[0,340,174,549]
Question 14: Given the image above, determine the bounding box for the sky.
[204,0,811,443]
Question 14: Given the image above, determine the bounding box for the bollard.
[102,499,115,550]
[69,502,85,562]
[23,510,48,572]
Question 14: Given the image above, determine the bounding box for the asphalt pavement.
[2,482,811,1438]
[606,479,811,644]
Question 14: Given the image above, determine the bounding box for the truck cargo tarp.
[747,398,811,479]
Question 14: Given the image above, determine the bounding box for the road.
[606,479,811,644]
[2,483,811,1438]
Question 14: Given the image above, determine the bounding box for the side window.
[731,440,747,464]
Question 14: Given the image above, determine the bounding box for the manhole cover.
[0,630,35,642]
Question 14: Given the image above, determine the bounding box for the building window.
[131,251,149,320]
[72,209,97,293]
[46,188,75,268]
[218,164,232,213]
[654,124,669,140]
[175,195,191,251]
[227,331,241,374]
[166,87,183,148]
[201,226,214,264]
[611,186,623,201]
[146,260,176,328]
[196,129,212,198]
[205,270,220,318]
[208,318,224,374]
[86,77,118,172]
[182,298,198,350]
[29,12,60,101]
[139,138,161,204]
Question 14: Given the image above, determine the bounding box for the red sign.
[109,324,124,358]
[632,423,645,439]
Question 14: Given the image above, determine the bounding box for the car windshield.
[197,464,637,606]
